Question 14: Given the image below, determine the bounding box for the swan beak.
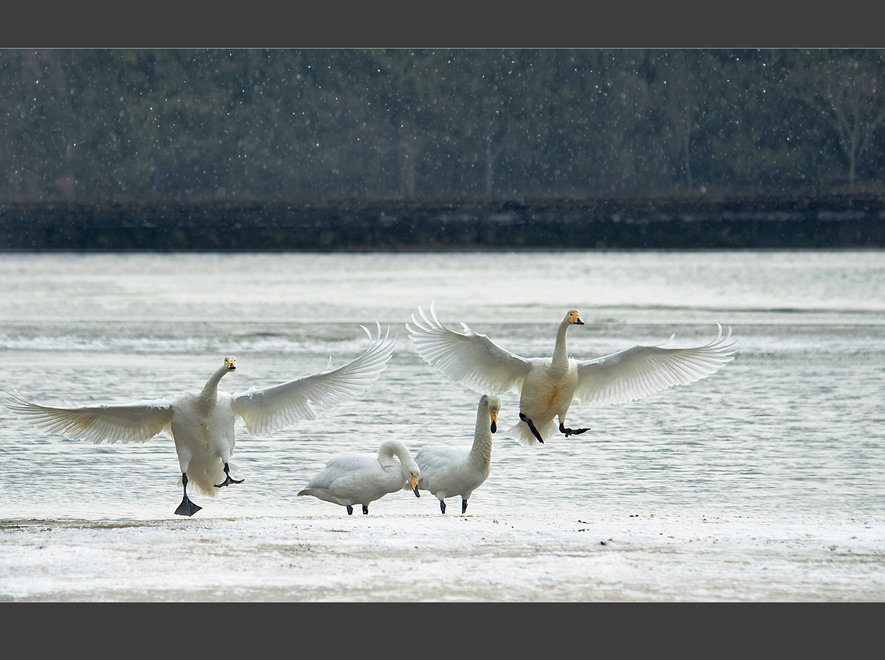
[490,412,498,434]
[410,475,420,497]
[571,311,584,325]
[225,357,237,370]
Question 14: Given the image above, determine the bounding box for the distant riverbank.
[2,193,884,250]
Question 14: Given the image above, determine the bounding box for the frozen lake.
[1,250,884,600]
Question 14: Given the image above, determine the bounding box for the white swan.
[6,323,396,516]
[415,394,501,515]
[407,305,737,446]
[297,439,420,515]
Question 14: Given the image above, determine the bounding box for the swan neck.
[469,409,494,469]
[552,316,572,369]
[199,364,230,406]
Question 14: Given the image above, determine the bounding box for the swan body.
[407,305,737,447]
[6,323,396,516]
[415,394,501,514]
[297,439,420,515]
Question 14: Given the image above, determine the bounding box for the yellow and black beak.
[571,311,584,325]
[490,411,498,434]
[411,475,420,497]
[225,357,237,371]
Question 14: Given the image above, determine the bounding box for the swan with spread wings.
[6,323,396,516]
[407,305,737,447]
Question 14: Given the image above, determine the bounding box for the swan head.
[567,309,584,326]
[481,394,502,433]
[224,356,237,372]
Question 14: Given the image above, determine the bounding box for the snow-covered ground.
[2,512,882,601]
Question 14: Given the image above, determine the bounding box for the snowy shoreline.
[2,513,883,602]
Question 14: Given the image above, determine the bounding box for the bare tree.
[798,58,885,189]
[659,51,697,194]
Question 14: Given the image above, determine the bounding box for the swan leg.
[559,421,590,437]
[519,412,545,444]
[346,505,354,515]
[462,499,468,514]
[362,505,369,515]
[439,500,446,515]
[174,473,202,517]
[215,462,244,488]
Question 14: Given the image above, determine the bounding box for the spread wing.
[574,325,738,406]
[5,392,173,444]
[230,323,395,437]
[406,304,532,395]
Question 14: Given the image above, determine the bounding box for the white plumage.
[415,394,501,515]
[297,439,420,515]
[6,323,396,516]
[407,305,737,446]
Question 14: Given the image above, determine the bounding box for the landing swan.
[407,305,737,446]
[415,394,501,514]
[297,439,420,515]
[6,323,396,516]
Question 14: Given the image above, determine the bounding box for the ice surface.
[2,512,883,601]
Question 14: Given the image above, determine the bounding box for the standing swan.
[415,394,501,515]
[297,439,420,515]
[6,323,396,516]
[407,305,737,446]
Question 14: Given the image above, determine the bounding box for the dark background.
[2,47,884,249]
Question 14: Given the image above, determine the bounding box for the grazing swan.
[297,439,420,515]
[415,394,501,515]
[6,323,396,516]
[407,305,737,446]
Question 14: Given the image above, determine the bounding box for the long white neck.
[551,314,573,372]
[199,363,230,407]
[468,402,494,470]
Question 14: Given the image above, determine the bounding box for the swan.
[6,323,396,516]
[415,394,501,515]
[407,305,737,446]
[297,439,420,515]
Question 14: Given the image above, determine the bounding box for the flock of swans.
[5,306,738,518]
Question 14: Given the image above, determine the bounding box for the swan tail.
[507,419,556,447]
[179,460,238,498]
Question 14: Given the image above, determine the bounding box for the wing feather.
[406,303,531,395]
[5,393,173,444]
[230,323,395,437]
[575,325,738,406]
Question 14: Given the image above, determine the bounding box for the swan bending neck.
[199,365,231,405]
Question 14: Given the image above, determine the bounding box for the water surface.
[1,250,883,523]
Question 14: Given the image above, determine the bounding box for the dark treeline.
[3,49,885,204]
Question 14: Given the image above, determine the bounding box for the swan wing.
[231,323,395,437]
[406,304,531,395]
[574,325,738,406]
[5,392,173,444]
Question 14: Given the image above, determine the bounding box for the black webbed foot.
[440,500,446,515]
[462,499,468,514]
[175,473,202,516]
[362,505,369,515]
[174,495,202,517]
[559,422,590,437]
[346,505,354,515]
[215,463,244,488]
[519,412,545,444]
